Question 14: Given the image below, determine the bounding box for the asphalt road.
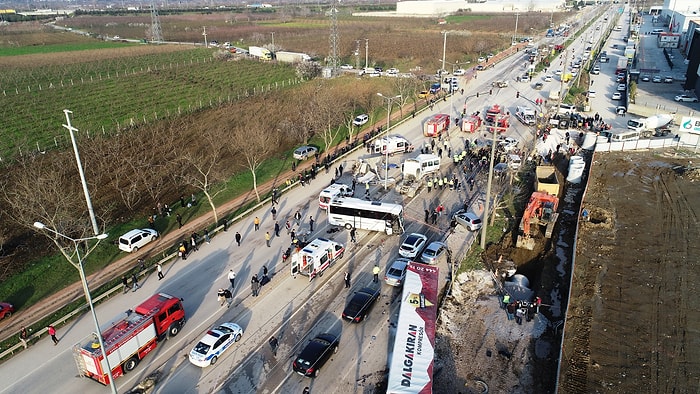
[0,6,614,394]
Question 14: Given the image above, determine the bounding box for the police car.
[189,322,244,367]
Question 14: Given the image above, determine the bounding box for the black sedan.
[342,287,381,323]
[292,333,339,378]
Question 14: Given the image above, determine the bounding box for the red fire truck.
[461,114,482,133]
[73,293,186,385]
[423,113,450,137]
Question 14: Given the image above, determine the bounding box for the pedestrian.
[131,272,139,292]
[502,293,511,310]
[179,243,187,260]
[148,215,155,230]
[176,213,183,229]
[516,304,525,325]
[254,216,260,231]
[269,336,279,356]
[274,221,281,237]
[122,275,130,293]
[217,288,227,306]
[424,209,430,222]
[506,302,516,321]
[190,232,198,251]
[19,326,29,349]
[309,216,315,232]
[235,231,242,246]
[48,325,59,345]
[180,194,186,208]
[271,187,278,204]
[263,265,269,277]
[344,271,351,288]
[265,231,271,247]
[224,288,233,308]
[157,262,164,280]
[271,206,277,220]
[350,227,357,243]
[372,264,380,283]
[431,210,438,224]
[303,387,310,394]
[228,270,236,288]
[365,182,370,198]
[203,228,210,244]
[535,296,542,314]
[251,275,260,297]
[290,229,296,242]
[294,210,302,226]
[285,220,292,234]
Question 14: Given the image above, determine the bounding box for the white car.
[293,145,318,160]
[612,92,623,100]
[386,68,399,75]
[617,84,626,92]
[674,94,698,103]
[189,322,244,367]
[543,75,553,82]
[453,69,466,76]
[398,232,428,258]
[554,69,562,76]
[591,66,600,75]
[352,114,369,126]
[118,228,158,253]
[340,64,354,70]
[477,56,486,63]
[587,90,596,98]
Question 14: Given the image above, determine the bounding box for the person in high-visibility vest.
[427,179,433,192]
[448,179,454,190]
[437,177,444,189]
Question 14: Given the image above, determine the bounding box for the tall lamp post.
[377,93,402,190]
[33,222,117,394]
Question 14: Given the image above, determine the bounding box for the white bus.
[610,130,640,142]
[327,197,404,235]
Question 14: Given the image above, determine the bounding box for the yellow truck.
[535,166,561,197]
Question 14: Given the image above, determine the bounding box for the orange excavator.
[516,191,560,250]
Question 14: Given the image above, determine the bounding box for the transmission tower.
[150,2,163,43]
[328,0,340,75]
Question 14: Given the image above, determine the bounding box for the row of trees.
[0,75,425,280]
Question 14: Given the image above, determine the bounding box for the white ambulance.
[318,183,354,209]
[372,135,415,156]
[290,238,345,280]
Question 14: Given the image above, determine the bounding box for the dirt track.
[560,150,700,392]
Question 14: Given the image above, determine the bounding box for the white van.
[318,183,354,209]
[507,154,522,170]
[118,228,159,253]
[610,130,640,142]
[402,154,441,180]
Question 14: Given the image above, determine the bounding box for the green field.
[0,47,299,160]
[0,41,133,56]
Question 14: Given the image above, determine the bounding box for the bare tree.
[175,120,229,225]
[392,77,423,117]
[310,86,348,153]
[230,117,280,202]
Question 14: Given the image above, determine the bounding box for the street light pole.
[377,93,402,190]
[63,110,99,236]
[441,31,447,74]
[33,222,117,394]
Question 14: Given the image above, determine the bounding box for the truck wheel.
[344,223,353,230]
[210,356,218,365]
[123,357,139,373]
[168,324,180,337]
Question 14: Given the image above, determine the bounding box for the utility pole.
[441,31,447,74]
[479,124,506,249]
[271,32,275,52]
[513,12,519,45]
[354,40,361,70]
[202,26,208,48]
[365,38,369,69]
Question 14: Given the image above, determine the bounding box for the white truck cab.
[402,154,441,180]
[318,183,354,209]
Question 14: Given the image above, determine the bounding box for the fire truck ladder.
[72,343,87,377]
